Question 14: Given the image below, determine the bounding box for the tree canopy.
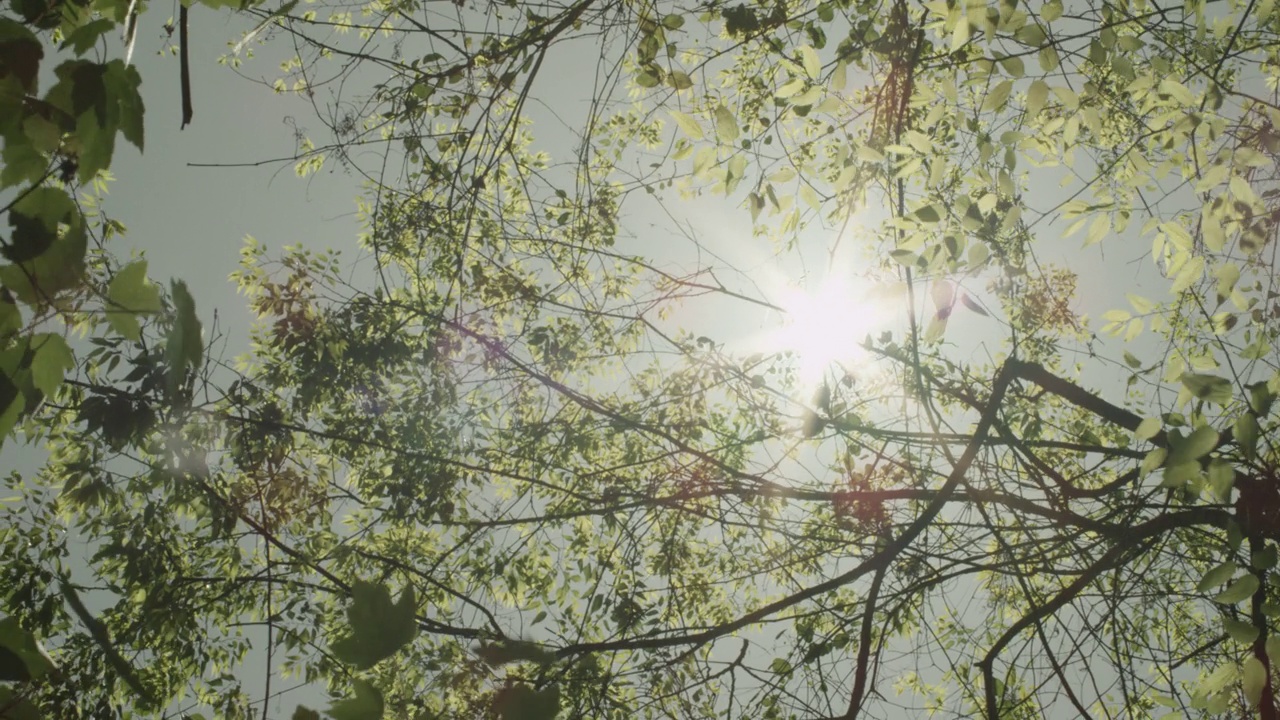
[3,0,1280,718]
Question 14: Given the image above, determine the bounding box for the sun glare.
[760,273,889,389]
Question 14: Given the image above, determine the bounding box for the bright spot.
[759,273,889,389]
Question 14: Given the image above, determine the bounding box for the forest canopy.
[3,0,1280,718]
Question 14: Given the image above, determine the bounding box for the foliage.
[5,0,1280,719]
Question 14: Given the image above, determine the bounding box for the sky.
[5,2,1244,717]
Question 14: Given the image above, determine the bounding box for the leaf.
[1244,656,1266,707]
[931,280,954,317]
[106,260,162,341]
[1207,459,1235,500]
[476,640,555,667]
[1085,214,1111,246]
[1134,417,1161,441]
[1224,616,1259,643]
[714,104,739,143]
[327,679,383,720]
[1235,414,1259,461]
[0,687,41,720]
[661,14,684,30]
[776,78,806,99]
[165,280,202,398]
[292,707,321,720]
[0,618,54,681]
[1198,561,1237,592]
[982,80,1013,112]
[0,207,88,304]
[4,187,75,264]
[1168,425,1219,465]
[998,54,1024,77]
[492,684,560,720]
[1038,45,1060,71]
[1181,373,1232,405]
[1249,383,1274,417]
[29,333,72,397]
[1267,636,1280,667]
[61,18,114,55]
[960,294,987,316]
[330,581,417,670]
[796,45,820,80]
[1214,573,1259,605]
[951,16,970,53]
[914,205,941,223]
[668,110,702,140]
[0,20,43,94]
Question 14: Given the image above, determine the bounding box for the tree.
[4,0,1280,718]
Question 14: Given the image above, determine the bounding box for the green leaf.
[0,686,41,720]
[776,77,806,99]
[1250,383,1274,417]
[661,14,684,30]
[292,707,321,720]
[796,45,820,80]
[714,104,739,143]
[1038,45,1059,71]
[106,260,162,341]
[914,205,941,223]
[1267,636,1280,667]
[0,20,43,94]
[29,333,72,397]
[668,110,702,140]
[0,618,55,681]
[327,679,383,720]
[1198,561,1237,592]
[951,16,969,53]
[4,187,76,264]
[1207,459,1235,500]
[998,54,1024,77]
[60,18,114,56]
[982,80,1013,112]
[1134,417,1161,441]
[476,639,555,667]
[1181,373,1232,405]
[1244,656,1266,707]
[1224,616,1259,643]
[1214,573,1259,604]
[104,60,144,152]
[0,204,87,305]
[1168,425,1219,465]
[330,581,417,669]
[1235,414,1259,461]
[165,280,202,398]
[492,684,560,720]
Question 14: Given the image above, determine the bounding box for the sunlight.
[759,272,890,390]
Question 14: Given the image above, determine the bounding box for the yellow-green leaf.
[982,80,1013,112]
[668,110,703,140]
[797,45,820,80]
[951,16,970,53]
[1244,656,1266,707]
[714,104,739,143]
[1214,573,1259,604]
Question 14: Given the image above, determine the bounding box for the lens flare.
[760,273,888,389]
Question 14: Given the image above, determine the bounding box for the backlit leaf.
[328,679,383,720]
[330,581,417,670]
[1214,573,1259,604]
[714,104,739,143]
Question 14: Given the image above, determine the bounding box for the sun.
[758,272,889,390]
